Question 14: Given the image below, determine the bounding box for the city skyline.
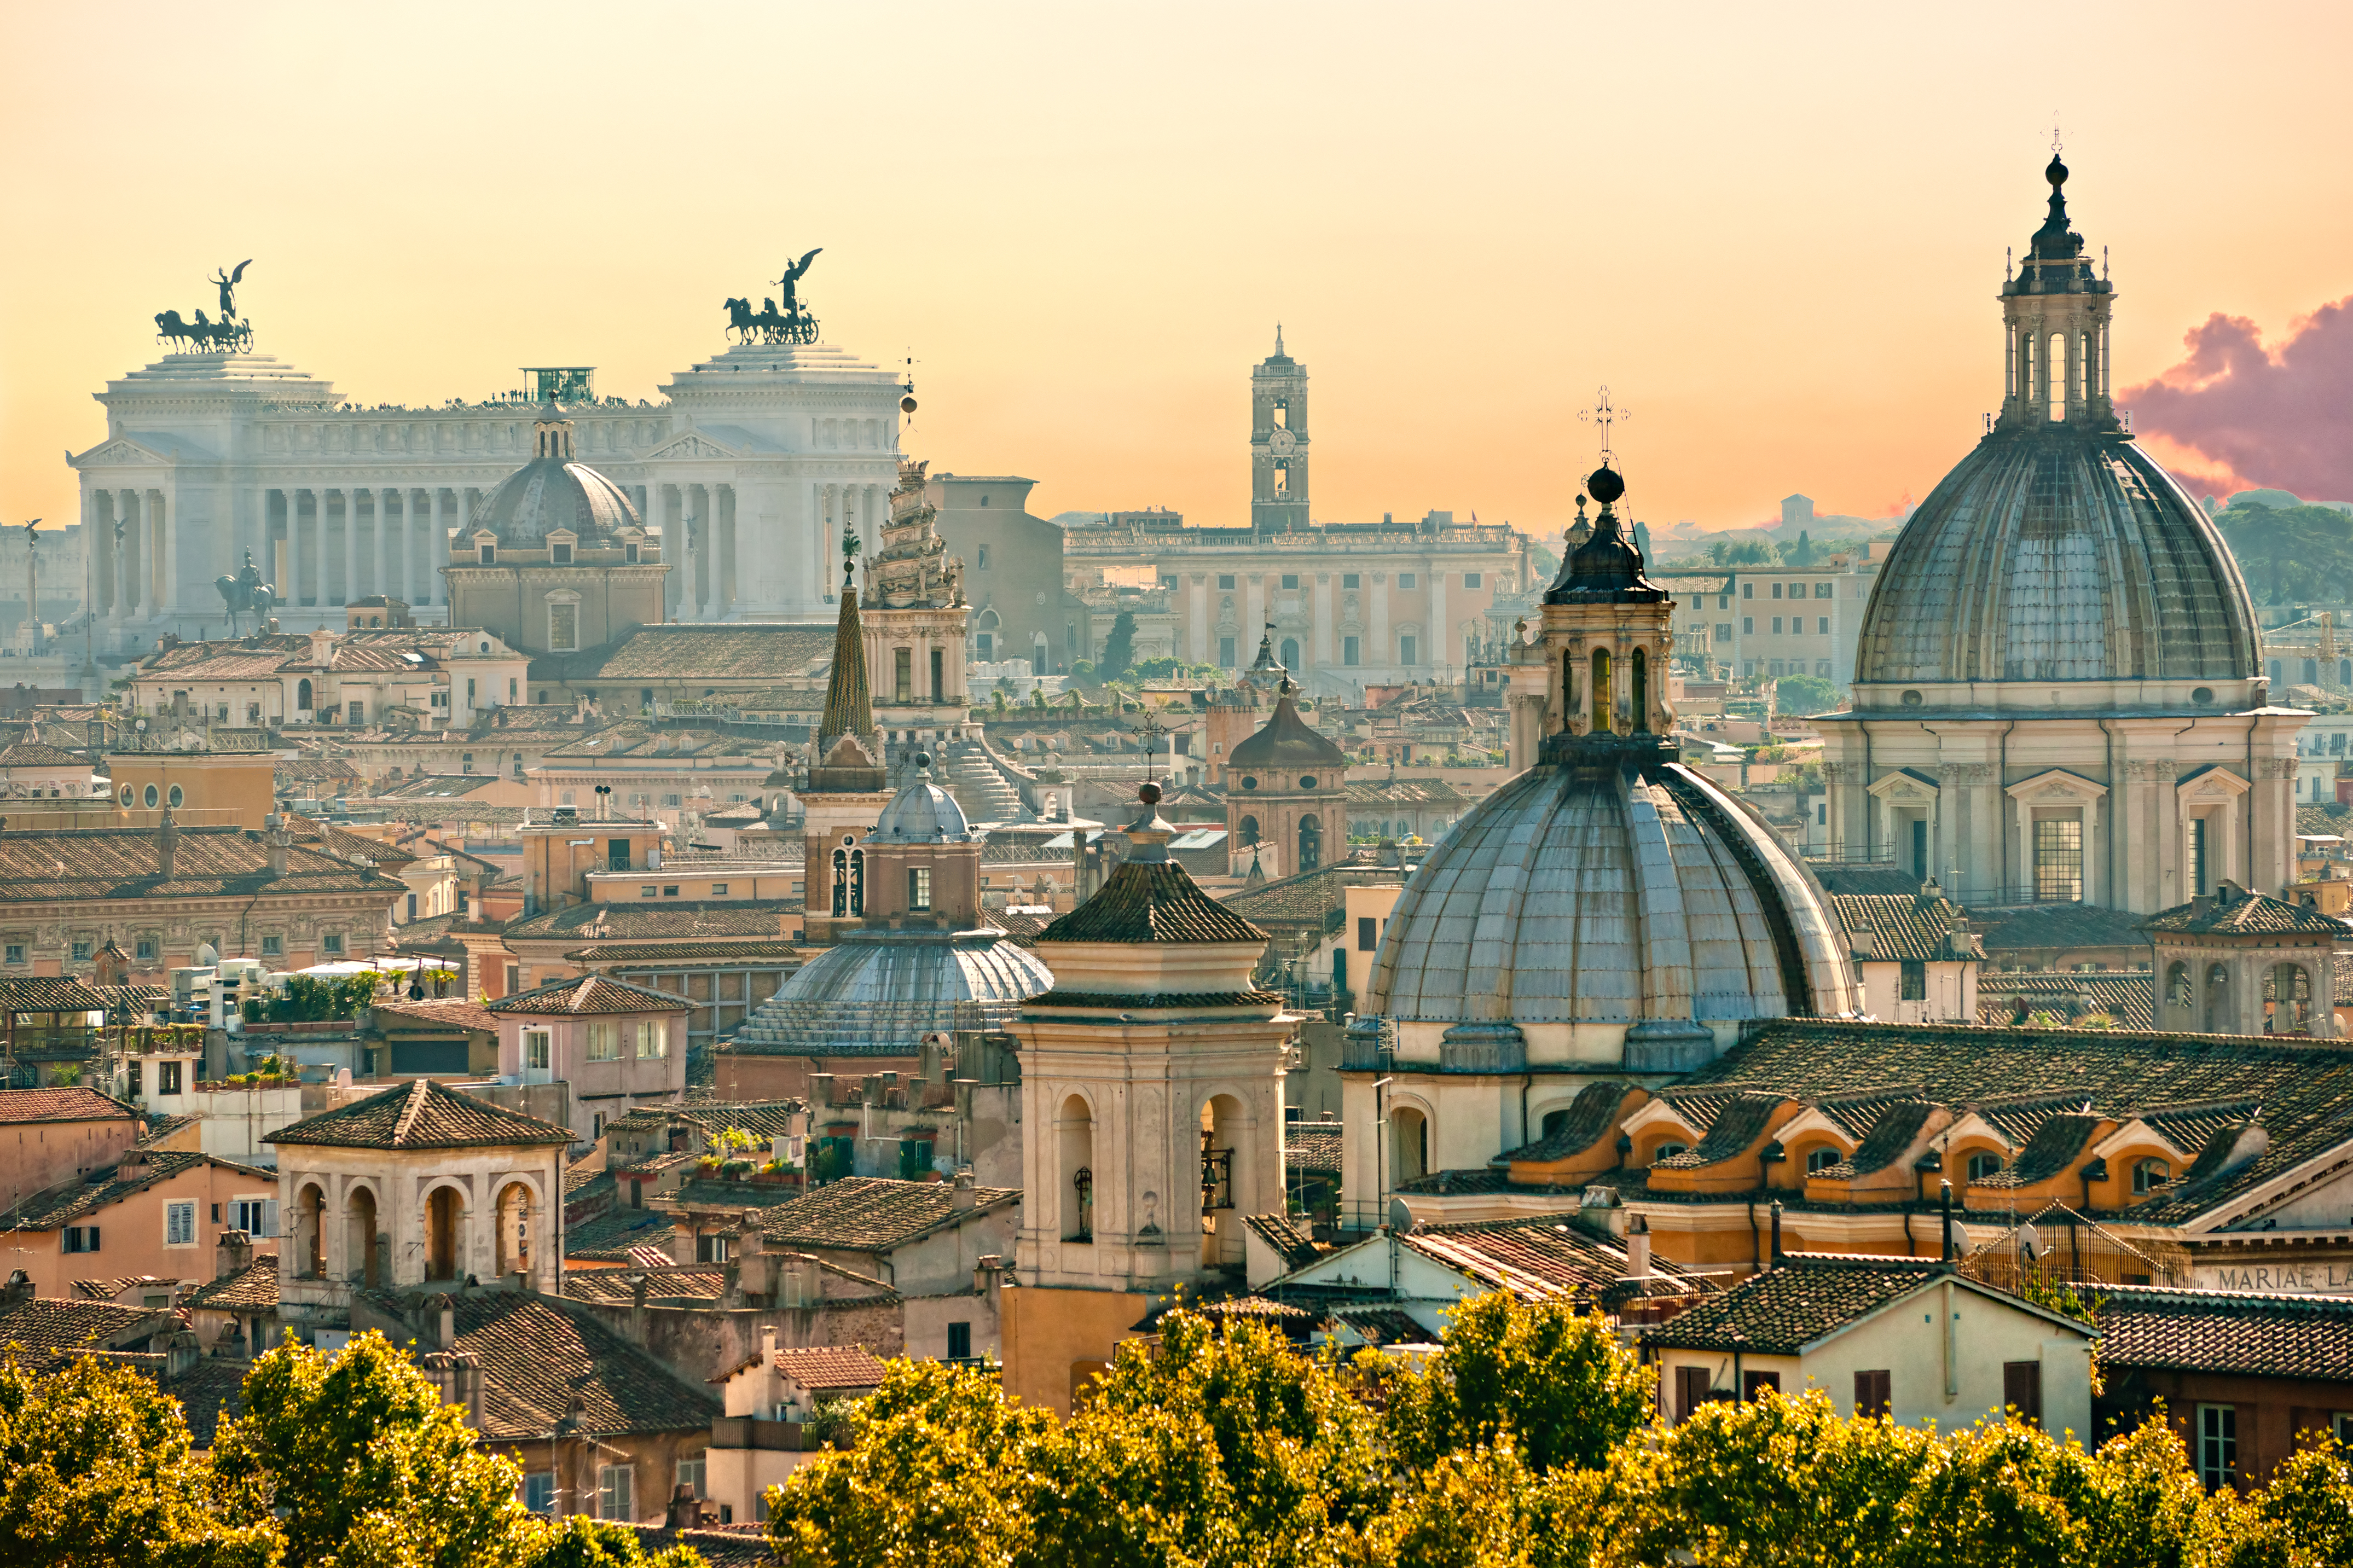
[4,2,2350,545]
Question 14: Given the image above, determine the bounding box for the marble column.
[374,489,392,604]
[425,489,443,606]
[288,489,309,608]
[682,484,702,620]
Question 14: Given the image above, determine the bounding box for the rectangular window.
[607,839,630,872]
[1219,636,1238,667]
[1342,573,1360,589]
[159,1060,183,1095]
[1217,574,1236,590]
[597,1465,633,1522]
[1742,618,1755,636]
[65,1225,99,1253]
[1716,623,1732,642]
[1464,572,1481,589]
[231,1197,274,1236]
[1342,636,1360,666]
[640,885,659,898]
[587,1021,618,1061]
[2004,1361,2044,1430]
[1853,1369,1892,1420]
[2198,1404,2238,1489]
[322,933,344,956]
[894,648,912,703]
[166,1201,195,1247]
[137,937,158,961]
[261,935,282,957]
[1742,1370,1781,1401]
[1280,573,1300,590]
[1772,617,1783,634]
[526,1030,552,1071]
[1718,595,1729,609]
[932,648,946,701]
[1816,582,1833,599]
[710,883,728,896]
[1400,634,1418,665]
[946,1321,972,1360]
[1818,617,1830,635]
[662,884,680,897]
[2188,817,2210,896]
[1900,960,1927,1001]
[1771,583,1783,599]
[1742,582,1754,599]
[1358,916,1378,951]
[637,1018,667,1059]
[3,945,21,966]
[2034,817,2084,903]
[909,866,932,912]
[675,1455,704,1502]
[523,1472,556,1516]
[1675,1366,1712,1424]
[1399,573,1417,589]
[407,893,418,921]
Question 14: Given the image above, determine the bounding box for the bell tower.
[1250,328,1309,533]
[1538,461,1677,758]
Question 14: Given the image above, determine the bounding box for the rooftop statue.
[213,548,277,635]
[155,261,254,353]
[723,247,823,346]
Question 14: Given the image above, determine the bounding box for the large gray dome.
[1854,429,2257,687]
[472,433,641,547]
[1366,759,1857,1037]
[728,931,1051,1056]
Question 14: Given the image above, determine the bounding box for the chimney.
[975,1254,1001,1296]
[1625,1214,1651,1280]
[0,1269,32,1309]
[157,806,179,880]
[434,1292,456,1351]
[455,1349,483,1428]
[264,813,290,878]
[667,1483,708,1528]
[761,1322,778,1366]
[1939,1179,1955,1263]
[952,1170,978,1211]
[1769,1200,1783,1267]
[214,1227,253,1282]
[165,1329,200,1380]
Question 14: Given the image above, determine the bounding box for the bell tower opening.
[1590,648,1612,734]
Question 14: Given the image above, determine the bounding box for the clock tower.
[1250,328,1309,533]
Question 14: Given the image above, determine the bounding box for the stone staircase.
[940,739,1032,824]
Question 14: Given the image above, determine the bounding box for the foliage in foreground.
[1,1334,703,1568]
[763,1294,2353,1568]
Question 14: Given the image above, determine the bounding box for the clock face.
[1268,428,1297,455]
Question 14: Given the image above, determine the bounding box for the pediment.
[2175,765,2251,800]
[73,436,173,469]
[1869,766,1942,802]
[643,430,741,461]
[2004,768,2108,802]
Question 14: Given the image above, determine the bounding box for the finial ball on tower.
[1587,466,1626,506]
[2046,154,2068,188]
[1138,782,1163,807]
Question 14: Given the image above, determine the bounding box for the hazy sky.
[4,2,2350,548]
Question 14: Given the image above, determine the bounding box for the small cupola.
[532,403,576,461]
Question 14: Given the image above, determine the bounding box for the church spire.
[1274,322,1284,357]
[818,551,871,743]
[1996,145,2117,432]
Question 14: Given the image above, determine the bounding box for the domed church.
[1818,154,2300,914]
[1337,464,1860,1229]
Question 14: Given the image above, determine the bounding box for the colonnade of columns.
[256,486,462,612]
[87,487,170,622]
[645,480,742,622]
[816,481,883,603]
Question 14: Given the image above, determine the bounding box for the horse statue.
[213,549,278,636]
[155,310,194,350]
[723,297,758,344]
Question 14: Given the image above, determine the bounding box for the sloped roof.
[1499,1079,1635,1163]
[488,975,692,1017]
[1830,894,1969,962]
[0,1150,263,1231]
[1215,852,1398,932]
[563,1266,729,1305]
[369,997,503,1034]
[1228,690,1349,770]
[0,1296,165,1363]
[0,825,398,905]
[2095,1285,2353,1381]
[2142,889,2349,936]
[563,1207,678,1262]
[181,1257,280,1313]
[1976,972,2155,1030]
[504,899,797,945]
[1285,1122,1344,1175]
[769,1345,889,1391]
[0,1085,138,1126]
[268,1078,572,1151]
[1641,1255,2079,1355]
[1040,859,1265,945]
[534,624,834,683]
[452,1291,720,1440]
[757,1176,1016,1254]
[1243,1213,1322,1272]
[1972,903,2151,955]
[1401,1215,1684,1302]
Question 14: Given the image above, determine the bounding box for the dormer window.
[624,542,640,564]
[551,542,572,565]
[479,544,497,565]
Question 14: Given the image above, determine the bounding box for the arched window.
[425,1187,462,1282]
[2048,333,2066,420]
[346,1187,380,1290]
[848,849,865,916]
[2132,1157,2171,1196]
[2263,961,2312,1035]
[1966,1151,2004,1182]
[296,1182,326,1280]
[1590,648,1612,734]
[1649,1142,1687,1165]
[1391,1106,1428,1183]
[2165,961,2193,1011]
[296,678,313,712]
[1280,637,1300,670]
[1059,1095,1094,1241]
[2204,963,2232,1033]
[1631,647,1649,733]
[1238,814,1260,847]
[831,849,849,916]
[1562,649,1575,727]
[1297,813,1322,873]
[1805,1146,1841,1174]
[494,1181,532,1280]
[1540,1108,1570,1140]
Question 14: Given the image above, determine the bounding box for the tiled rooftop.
[1642,1255,1963,1355]
[0,1085,137,1126]
[489,975,692,1017]
[2095,1285,2353,1381]
[181,1257,281,1313]
[756,1176,1016,1254]
[1040,858,1266,945]
[268,1078,573,1152]
[452,1291,721,1441]
[505,899,799,945]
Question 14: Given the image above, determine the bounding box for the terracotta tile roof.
[757,1176,1016,1254]
[268,1078,573,1151]
[1499,1079,1635,1163]
[452,1291,721,1441]
[505,900,798,945]
[2142,889,2350,936]
[1654,1093,1785,1171]
[1342,777,1473,806]
[1809,1100,1938,1180]
[1977,972,2156,1029]
[1228,692,1349,770]
[181,1258,280,1312]
[160,1356,247,1449]
[2095,1285,2353,1381]
[0,740,93,769]
[96,985,168,1021]
[606,1101,805,1143]
[1330,1305,1435,1345]
[1285,1122,1344,1174]
[1973,903,2151,955]
[369,997,503,1034]
[989,909,1050,944]
[1830,893,1973,962]
[563,1208,678,1261]
[0,825,401,905]
[0,1296,165,1363]
[1685,1020,2353,1226]
[770,1345,888,1391]
[610,1525,774,1568]
[0,977,118,1014]
[535,624,835,683]
[0,1085,137,1126]
[1402,1215,1680,1302]
[1040,858,1266,945]
[1243,1213,1322,1271]
[1642,1255,1957,1354]
[489,975,692,1017]
[71,1275,178,1301]
[0,1149,253,1231]
[563,1265,729,1305]
[1213,850,1395,931]
[566,940,805,965]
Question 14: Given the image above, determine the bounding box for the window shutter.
[264,1199,280,1238]
[2003,1361,2043,1428]
[89,1226,100,1252]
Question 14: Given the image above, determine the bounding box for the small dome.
[1228,688,1347,771]
[472,410,640,545]
[872,758,971,843]
[729,931,1052,1054]
[1366,759,1856,1050]
[1855,431,2257,687]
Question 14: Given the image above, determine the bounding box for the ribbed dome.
[473,416,641,546]
[1854,424,2257,688]
[1366,759,1857,1046]
[1228,690,1348,770]
[729,931,1052,1056]
[872,760,971,843]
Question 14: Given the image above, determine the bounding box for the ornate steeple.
[1537,460,1676,752]
[808,532,885,795]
